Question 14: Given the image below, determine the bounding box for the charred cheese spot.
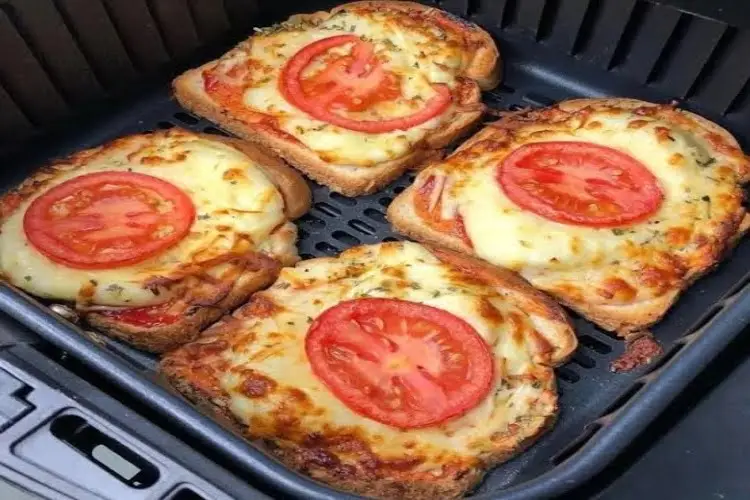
[238,369,277,398]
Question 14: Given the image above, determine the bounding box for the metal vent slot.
[550,423,601,465]
[542,0,593,54]
[7,0,104,103]
[600,381,645,417]
[647,15,727,98]
[100,0,170,71]
[146,0,200,59]
[574,0,638,68]
[0,6,69,124]
[54,0,138,89]
[186,0,231,44]
[613,2,681,83]
[688,30,750,114]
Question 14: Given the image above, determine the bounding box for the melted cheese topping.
[197,242,557,473]
[412,104,748,307]
[0,130,287,306]
[209,7,471,166]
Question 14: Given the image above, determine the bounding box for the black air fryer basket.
[0,0,749,498]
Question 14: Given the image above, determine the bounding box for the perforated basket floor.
[16,83,742,494]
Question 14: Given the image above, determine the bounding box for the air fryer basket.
[0,0,749,498]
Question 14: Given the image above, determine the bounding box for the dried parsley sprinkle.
[612,228,625,236]
[197,213,211,220]
[24,276,31,282]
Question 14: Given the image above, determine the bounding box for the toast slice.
[161,241,576,498]
[389,98,750,335]
[0,129,311,352]
[173,1,500,196]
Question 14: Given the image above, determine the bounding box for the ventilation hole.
[314,202,342,217]
[348,219,376,235]
[726,79,749,115]
[156,121,175,129]
[332,230,361,246]
[500,0,517,28]
[297,228,309,240]
[382,236,399,243]
[536,0,559,41]
[393,186,406,194]
[300,253,315,260]
[646,15,691,84]
[173,112,199,125]
[724,272,750,298]
[364,208,388,224]
[571,352,595,369]
[578,334,612,354]
[684,26,737,101]
[571,0,603,56]
[689,304,723,335]
[557,366,580,383]
[646,342,686,373]
[203,126,229,136]
[550,423,601,465]
[608,2,650,70]
[378,197,393,207]
[522,93,554,106]
[407,174,417,182]
[299,214,326,229]
[600,382,645,417]
[315,242,340,256]
[466,0,481,17]
[330,192,356,206]
[509,104,527,111]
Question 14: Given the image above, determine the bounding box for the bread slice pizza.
[389,98,750,335]
[173,1,500,196]
[0,128,311,352]
[161,241,576,498]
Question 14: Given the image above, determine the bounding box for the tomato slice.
[306,298,494,429]
[98,301,181,328]
[414,175,473,247]
[498,141,664,227]
[24,172,195,269]
[280,35,452,133]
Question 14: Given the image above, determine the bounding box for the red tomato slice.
[498,141,664,227]
[280,35,452,133]
[306,298,494,429]
[24,172,195,269]
[98,301,181,328]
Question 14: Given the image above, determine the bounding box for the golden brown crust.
[389,97,750,335]
[172,1,499,196]
[195,134,311,219]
